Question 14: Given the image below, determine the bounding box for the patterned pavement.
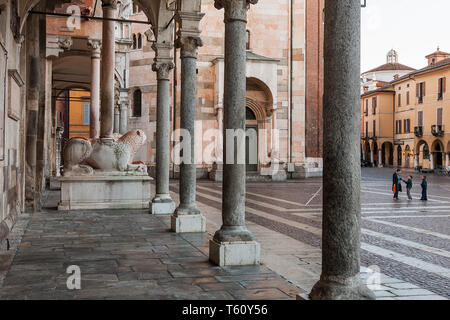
[0,167,448,300]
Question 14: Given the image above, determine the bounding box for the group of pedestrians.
[392,169,428,201]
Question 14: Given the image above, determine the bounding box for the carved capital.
[102,0,119,9]
[58,37,73,51]
[87,39,102,54]
[152,62,174,80]
[175,36,203,59]
[214,0,258,22]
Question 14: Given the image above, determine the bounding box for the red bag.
[392,185,396,194]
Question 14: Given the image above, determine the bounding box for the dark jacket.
[405,178,413,190]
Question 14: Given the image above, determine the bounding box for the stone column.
[25,13,40,211]
[370,149,374,166]
[446,153,449,168]
[119,101,128,134]
[114,104,120,133]
[88,39,101,139]
[415,153,419,168]
[378,149,382,167]
[150,52,176,215]
[309,0,374,300]
[100,0,118,140]
[430,153,434,170]
[171,6,206,233]
[209,0,260,267]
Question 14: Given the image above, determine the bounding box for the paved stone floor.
[0,168,448,300]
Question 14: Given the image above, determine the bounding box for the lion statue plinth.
[62,129,147,176]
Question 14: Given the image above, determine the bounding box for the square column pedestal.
[209,239,260,267]
[58,173,152,210]
[171,214,206,233]
[150,200,176,215]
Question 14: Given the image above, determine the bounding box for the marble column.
[88,39,101,139]
[209,0,260,267]
[100,0,117,140]
[171,14,206,233]
[309,0,375,300]
[150,58,176,215]
[119,102,128,134]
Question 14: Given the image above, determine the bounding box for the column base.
[150,199,176,215]
[171,214,206,233]
[209,239,260,267]
[309,276,376,300]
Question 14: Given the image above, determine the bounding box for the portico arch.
[381,141,394,166]
[416,140,430,169]
[431,139,445,169]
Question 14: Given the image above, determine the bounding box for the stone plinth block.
[171,214,206,233]
[58,174,152,210]
[209,240,260,267]
[150,200,176,215]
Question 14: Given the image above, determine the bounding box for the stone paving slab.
[0,198,302,300]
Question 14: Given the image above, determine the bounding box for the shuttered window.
[406,91,410,105]
[438,77,446,100]
[398,94,401,107]
[373,120,376,136]
[418,111,423,127]
[437,108,443,126]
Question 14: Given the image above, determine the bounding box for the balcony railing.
[431,125,444,137]
[414,126,423,138]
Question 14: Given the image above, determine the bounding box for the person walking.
[392,169,403,200]
[404,175,413,200]
[420,175,428,201]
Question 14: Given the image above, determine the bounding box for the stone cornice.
[214,0,258,23]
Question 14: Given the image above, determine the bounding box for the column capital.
[152,62,174,80]
[175,36,203,59]
[102,0,119,9]
[87,39,102,54]
[214,0,258,22]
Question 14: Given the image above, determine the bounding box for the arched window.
[246,30,251,50]
[133,89,142,117]
[132,34,137,50]
[138,33,142,49]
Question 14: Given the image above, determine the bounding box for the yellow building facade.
[361,49,450,171]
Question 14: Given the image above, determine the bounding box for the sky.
[361,0,450,73]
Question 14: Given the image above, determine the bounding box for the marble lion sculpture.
[62,129,147,176]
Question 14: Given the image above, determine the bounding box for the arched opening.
[432,140,444,169]
[416,140,430,169]
[381,142,394,166]
[364,141,371,164]
[138,33,142,49]
[133,89,142,117]
[373,142,378,167]
[245,107,258,172]
[397,145,402,167]
[404,145,412,168]
[132,34,137,49]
